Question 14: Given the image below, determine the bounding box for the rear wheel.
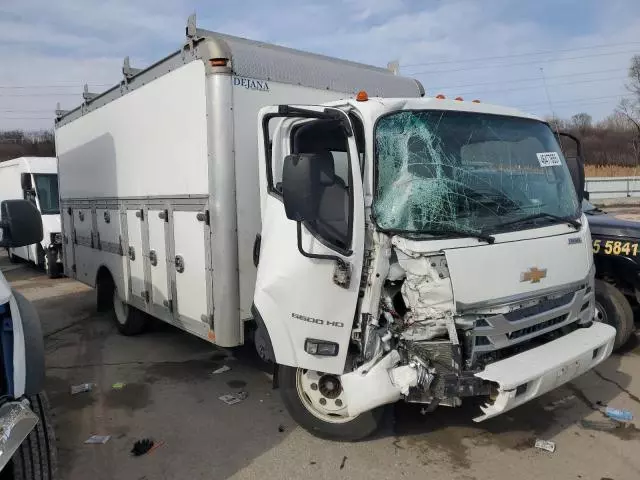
[279,365,383,441]
[11,393,58,480]
[112,288,147,336]
[96,269,147,335]
[594,279,635,351]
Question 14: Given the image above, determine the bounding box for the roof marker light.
[356,91,369,102]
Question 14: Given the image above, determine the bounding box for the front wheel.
[594,279,635,351]
[44,250,62,279]
[11,393,58,480]
[279,365,384,441]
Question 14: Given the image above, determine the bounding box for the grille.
[507,314,568,340]
[503,292,574,322]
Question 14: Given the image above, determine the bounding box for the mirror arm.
[296,222,341,262]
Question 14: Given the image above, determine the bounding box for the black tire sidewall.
[278,365,383,441]
[12,392,58,480]
[594,279,635,350]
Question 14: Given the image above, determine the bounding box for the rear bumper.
[473,322,616,421]
[0,400,38,472]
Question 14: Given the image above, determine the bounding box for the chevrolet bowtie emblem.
[521,267,547,283]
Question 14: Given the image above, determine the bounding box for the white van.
[0,157,63,277]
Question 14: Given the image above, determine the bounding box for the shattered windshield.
[373,110,580,236]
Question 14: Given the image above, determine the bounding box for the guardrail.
[585,176,640,199]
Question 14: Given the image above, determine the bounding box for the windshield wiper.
[494,212,581,230]
[405,228,495,244]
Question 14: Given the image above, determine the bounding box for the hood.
[586,211,640,239]
[393,223,592,312]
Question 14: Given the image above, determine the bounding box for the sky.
[1,0,640,131]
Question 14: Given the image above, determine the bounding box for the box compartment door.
[126,208,146,303]
[95,207,122,256]
[171,208,211,326]
[148,208,171,314]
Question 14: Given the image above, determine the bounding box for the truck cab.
[0,157,63,278]
[253,94,617,439]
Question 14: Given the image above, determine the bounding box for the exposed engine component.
[392,244,455,342]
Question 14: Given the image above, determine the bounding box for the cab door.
[253,106,365,375]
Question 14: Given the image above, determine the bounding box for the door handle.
[175,255,184,273]
[149,250,157,267]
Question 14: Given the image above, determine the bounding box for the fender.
[10,291,45,397]
[251,304,276,363]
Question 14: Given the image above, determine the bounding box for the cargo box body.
[55,29,422,346]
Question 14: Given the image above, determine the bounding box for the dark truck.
[583,198,638,350]
[559,132,637,351]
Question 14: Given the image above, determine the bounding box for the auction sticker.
[536,152,562,167]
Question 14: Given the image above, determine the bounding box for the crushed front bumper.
[473,322,616,421]
[0,400,38,472]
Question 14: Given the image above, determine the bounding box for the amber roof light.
[356,91,369,102]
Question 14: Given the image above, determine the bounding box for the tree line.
[0,130,55,162]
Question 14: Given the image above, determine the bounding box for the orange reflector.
[472,99,481,103]
[356,91,369,102]
[455,96,464,101]
[209,58,228,67]
[436,94,446,99]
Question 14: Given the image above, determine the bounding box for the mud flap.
[473,322,616,422]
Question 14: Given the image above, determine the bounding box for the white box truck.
[0,157,64,277]
[54,15,615,440]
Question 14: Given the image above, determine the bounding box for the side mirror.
[0,200,43,248]
[282,153,324,223]
[584,190,590,201]
[20,173,33,191]
[565,156,585,204]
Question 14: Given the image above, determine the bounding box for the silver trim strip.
[456,277,590,313]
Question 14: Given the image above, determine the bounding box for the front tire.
[279,365,384,441]
[594,279,635,351]
[44,250,62,279]
[11,393,58,480]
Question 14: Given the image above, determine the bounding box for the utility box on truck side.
[0,157,63,277]
[54,19,423,347]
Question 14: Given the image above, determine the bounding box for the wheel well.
[96,266,115,312]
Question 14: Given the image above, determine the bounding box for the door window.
[267,117,353,252]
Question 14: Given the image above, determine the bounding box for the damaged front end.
[350,232,615,421]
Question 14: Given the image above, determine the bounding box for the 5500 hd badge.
[292,313,344,328]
